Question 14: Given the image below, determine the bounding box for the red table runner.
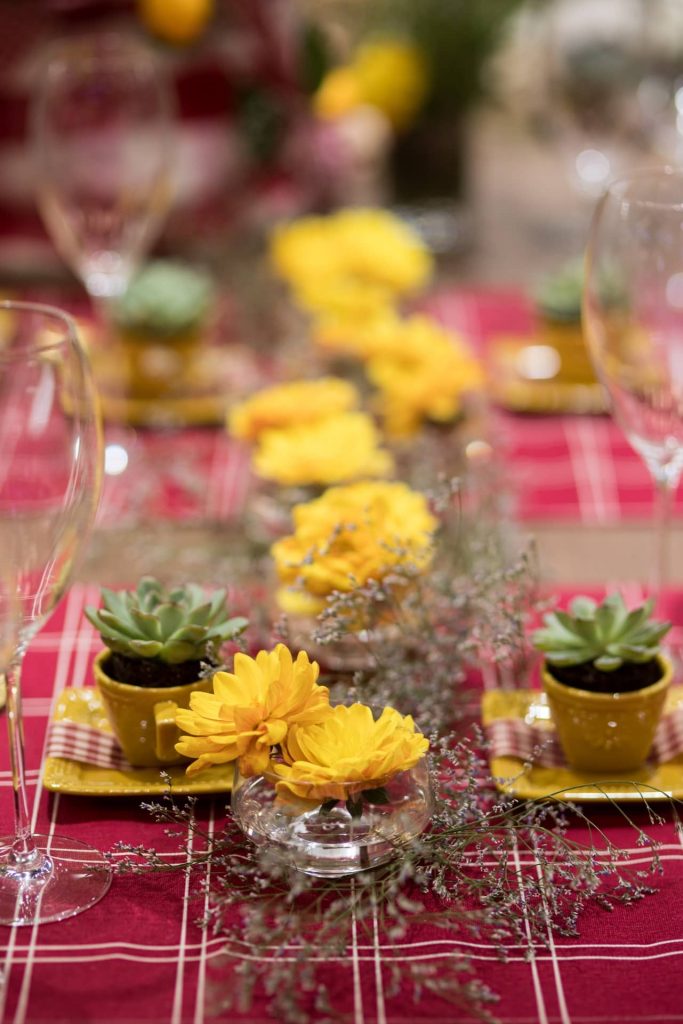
[2,584,683,1024]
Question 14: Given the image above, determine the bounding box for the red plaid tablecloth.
[96,288,678,531]
[2,584,683,1024]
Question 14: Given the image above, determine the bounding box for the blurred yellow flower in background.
[314,308,408,361]
[175,644,331,777]
[227,377,359,442]
[314,66,363,121]
[271,480,437,615]
[271,208,433,304]
[273,703,429,803]
[253,412,394,488]
[295,277,395,326]
[366,315,484,437]
[315,39,430,133]
[138,0,213,45]
[352,40,430,132]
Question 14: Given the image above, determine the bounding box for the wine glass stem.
[653,474,678,611]
[6,657,38,866]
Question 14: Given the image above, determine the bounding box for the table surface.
[3,289,683,1024]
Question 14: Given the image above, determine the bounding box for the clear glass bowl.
[232,758,433,878]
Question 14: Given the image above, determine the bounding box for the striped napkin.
[46,720,131,771]
[485,706,683,768]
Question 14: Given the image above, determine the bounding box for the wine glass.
[584,166,683,600]
[31,32,173,302]
[0,301,111,925]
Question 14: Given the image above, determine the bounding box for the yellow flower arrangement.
[272,703,429,803]
[271,480,437,615]
[294,277,395,326]
[314,308,408,362]
[270,208,433,306]
[227,377,359,443]
[175,644,331,777]
[366,315,484,437]
[315,39,430,133]
[252,411,394,488]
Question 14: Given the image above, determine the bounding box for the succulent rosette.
[271,480,437,615]
[227,377,359,443]
[272,703,429,805]
[175,644,332,776]
[252,411,394,488]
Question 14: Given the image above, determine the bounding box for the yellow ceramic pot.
[93,650,213,768]
[543,655,672,773]
[116,325,203,400]
[538,319,597,385]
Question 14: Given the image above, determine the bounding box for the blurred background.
[1,0,683,292]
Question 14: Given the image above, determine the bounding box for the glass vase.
[232,758,433,878]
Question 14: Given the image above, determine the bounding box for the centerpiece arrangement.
[93,194,673,1024]
[173,642,432,876]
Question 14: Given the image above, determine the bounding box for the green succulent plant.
[85,577,247,665]
[532,594,670,672]
[115,260,213,337]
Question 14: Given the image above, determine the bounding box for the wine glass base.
[0,834,112,926]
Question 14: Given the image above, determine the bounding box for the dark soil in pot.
[106,653,207,688]
[550,659,663,694]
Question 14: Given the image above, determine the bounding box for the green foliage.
[85,577,247,665]
[532,594,670,672]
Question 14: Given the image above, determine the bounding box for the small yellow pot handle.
[153,700,183,764]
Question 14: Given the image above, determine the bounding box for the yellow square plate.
[43,688,232,797]
[488,336,608,415]
[481,686,683,802]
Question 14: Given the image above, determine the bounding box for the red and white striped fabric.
[486,704,683,768]
[45,719,128,771]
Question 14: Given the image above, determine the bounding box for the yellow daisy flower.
[252,411,394,488]
[175,644,331,777]
[271,480,437,615]
[270,208,433,301]
[366,315,484,437]
[227,377,359,443]
[272,703,429,803]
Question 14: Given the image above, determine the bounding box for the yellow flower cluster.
[174,643,429,796]
[271,208,433,318]
[314,39,430,132]
[252,411,394,488]
[313,308,406,362]
[273,704,429,803]
[366,315,484,437]
[271,480,437,615]
[175,644,331,777]
[228,377,359,442]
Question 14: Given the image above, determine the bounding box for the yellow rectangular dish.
[481,686,683,802]
[43,688,232,797]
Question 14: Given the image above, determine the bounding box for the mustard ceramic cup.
[93,650,213,768]
[542,655,673,773]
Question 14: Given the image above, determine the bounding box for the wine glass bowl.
[584,167,683,593]
[32,33,173,300]
[0,301,110,925]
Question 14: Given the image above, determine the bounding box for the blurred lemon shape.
[139,0,214,45]
[315,39,429,132]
